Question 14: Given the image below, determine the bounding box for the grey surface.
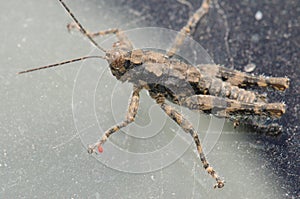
[0,0,299,198]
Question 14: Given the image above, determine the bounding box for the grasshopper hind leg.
[231,115,283,136]
[197,64,290,91]
[183,95,285,135]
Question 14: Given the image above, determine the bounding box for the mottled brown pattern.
[18,0,290,189]
[198,64,289,99]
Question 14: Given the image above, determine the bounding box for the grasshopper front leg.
[88,86,140,154]
[67,24,133,50]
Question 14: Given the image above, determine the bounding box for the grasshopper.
[18,0,290,188]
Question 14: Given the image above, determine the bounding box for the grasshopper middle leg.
[154,95,225,188]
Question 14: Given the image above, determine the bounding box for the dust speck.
[244,63,256,72]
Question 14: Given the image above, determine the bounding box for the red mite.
[98,145,104,153]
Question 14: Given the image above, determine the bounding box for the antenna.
[17,0,111,75]
[58,0,107,53]
[18,55,107,74]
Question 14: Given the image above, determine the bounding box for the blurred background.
[0,0,299,198]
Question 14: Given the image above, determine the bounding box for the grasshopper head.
[106,48,130,80]
[106,40,143,80]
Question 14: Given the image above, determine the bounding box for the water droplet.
[255,11,263,21]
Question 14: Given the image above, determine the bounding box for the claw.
[213,180,225,189]
[87,143,104,154]
[87,144,96,154]
[233,120,240,128]
[66,22,80,33]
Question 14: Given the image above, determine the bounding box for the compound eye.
[111,52,120,60]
